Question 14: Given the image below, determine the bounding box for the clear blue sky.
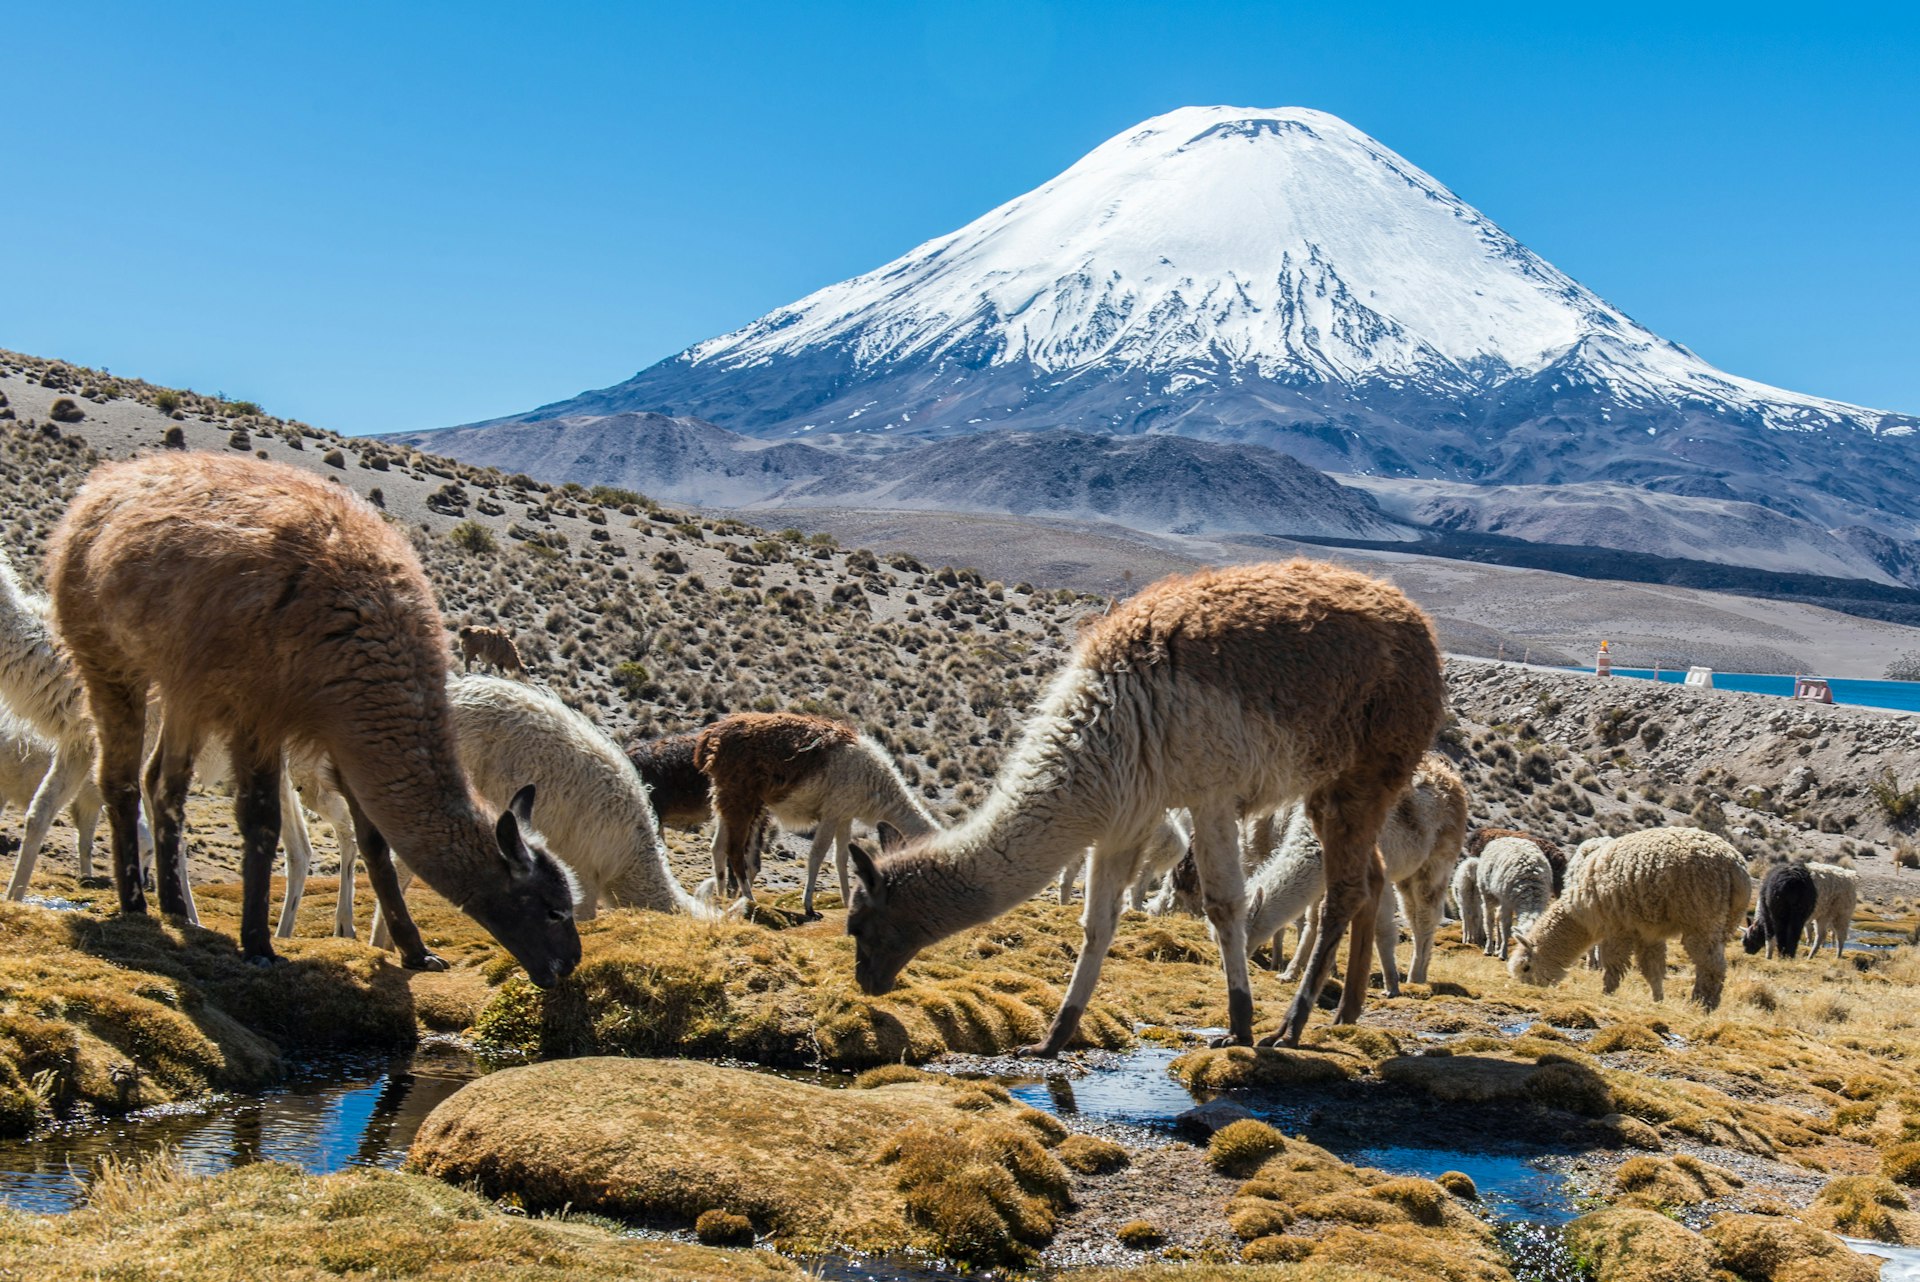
[4,2,1915,433]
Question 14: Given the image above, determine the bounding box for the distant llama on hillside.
[48,453,580,985]
[458,625,525,678]
[844,560,1445,1053]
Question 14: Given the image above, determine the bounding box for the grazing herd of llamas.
[0,453,1874,1061]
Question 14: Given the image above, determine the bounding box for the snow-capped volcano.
[448,105,1920,558]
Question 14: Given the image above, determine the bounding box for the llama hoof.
[78,875,112,890]
[404,951,450,973]
[1012,1042,1062,1059]
[332,926,359,941]
[242,953,281,970]
[800,909,823,922]
[1208,1032,1253,1049]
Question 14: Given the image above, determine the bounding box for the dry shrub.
[1565,1206,1715,1282]
[1207,1119,1287,1175]
[1589,1022,1667,1054]
[694,1209,755,1245]
[880,1120,1070,1265]
[1054,1134,1129,1175]
[1114,1219,1162,1248]
[1171,1045,1351,1090]
[1703,1214,1877,1282]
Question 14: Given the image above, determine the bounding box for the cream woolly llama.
[847,559,1445,1053]
[48,453,581,984]
[1509,826,1749,1010]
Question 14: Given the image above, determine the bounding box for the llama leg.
[1058,861,1073,906]
[340,785,444,971]
[368,864,417,952]
[1017,839,1129,1058]
[72,801,97,880]
[1281,902,1320,982]
[144,721,203,920]
[6,743,92,900]
[1684,932,1726,1010]
[800,825,835,920]
[321,793,358,938]
[275,769,314,939]
[1404,864,1448,985]
[1596,935,1632,994]
[1834,918,1849,958]
[1636,939,1668,1002]
[1277,787,1393,1045]
[1189,806,1255,1047]
[1332,855,1387,1025]
[230,752,282,965]
[1374,886,1400,998]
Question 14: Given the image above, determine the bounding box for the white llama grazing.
[1450,855,1485,948]
[1277,753,1468,993]
[846,561,1446,1054]
[1806,861,1859,956]
[1243,806,1390,981]
[1477,836,1555,959]
[1510,827,1750,1010]
[337,676,720,948]
[0,549,128,900]
[1,715,104,873]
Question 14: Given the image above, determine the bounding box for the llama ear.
[847,841,886,906]
[495,808,535,876]
[1249,886,1266,920]
[508,783,537,826]
[876,821,906,855]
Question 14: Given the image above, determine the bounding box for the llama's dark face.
[1741,920,1768,955]
[845,840,925,995]
[465,785,582,988]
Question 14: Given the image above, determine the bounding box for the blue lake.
[1569,667,1920,714]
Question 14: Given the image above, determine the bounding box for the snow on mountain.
[437,105,1920,575]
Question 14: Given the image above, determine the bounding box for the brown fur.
[694,713,859,894]
[849,558,1446,1051]
[457,625,525,678]
[1467,827,1567,895]
[46,453,580,984]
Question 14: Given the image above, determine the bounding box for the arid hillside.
[4,347,1918,893]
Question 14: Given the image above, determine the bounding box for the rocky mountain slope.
[459,105,1920,572]
[387,412,1413,540]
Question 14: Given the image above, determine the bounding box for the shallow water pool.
[0,1043,477,1214]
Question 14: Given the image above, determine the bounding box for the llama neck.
[326,709,497,899]
[888,726,1111,938]
[858,743,938,838]
[1528,899,1596,975]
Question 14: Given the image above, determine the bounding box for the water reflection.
[0,1044,477,1214]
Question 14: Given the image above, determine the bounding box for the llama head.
[461,784,582,988]
[1506,931,1558,987]
[1741,918,1768,955]
[845,830,932,995]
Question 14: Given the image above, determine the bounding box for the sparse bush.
[448,520,496,554]
[1116,1219,1163,1248]
[322,448,346,468]
[162,426,186,449]
[153,389,182,413]
[47,398,84,423]
[1871,770,1920,825]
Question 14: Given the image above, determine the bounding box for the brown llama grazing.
[626,729,772,880]
[48,453,581,984]
[458,625,525,677]
[846,559,1445,1054]
[1466,826,1567,894]
[693,712,937,917]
